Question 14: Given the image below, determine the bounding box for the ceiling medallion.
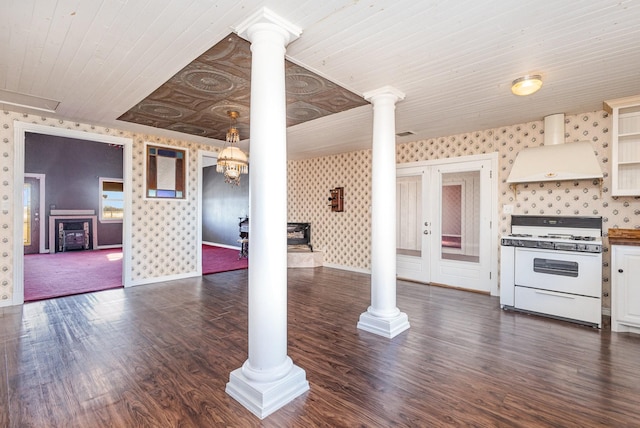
[183,69,236,93]
[286,73,324,95]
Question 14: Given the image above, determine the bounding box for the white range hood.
[507,114,603,184]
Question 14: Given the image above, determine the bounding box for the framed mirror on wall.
[145,143,187,199]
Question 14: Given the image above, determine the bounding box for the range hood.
[507,114,603,183]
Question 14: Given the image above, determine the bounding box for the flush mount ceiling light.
[511,74,543,96]
[216,110,248,186]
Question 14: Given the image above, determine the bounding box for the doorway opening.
[13,122,132,305]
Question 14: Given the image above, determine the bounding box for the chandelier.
[216,110,248,185]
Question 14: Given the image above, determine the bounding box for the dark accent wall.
[25,133,124,248]
[202,166,249,246]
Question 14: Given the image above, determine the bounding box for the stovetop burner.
[503,215,603,253]
[536,234,597,241]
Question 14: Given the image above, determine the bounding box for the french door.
[396,155,497,293]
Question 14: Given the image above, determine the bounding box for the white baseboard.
[203,241,241,251]
[96,244,123,250]
[322,263,371,274]
[126,271,201,287]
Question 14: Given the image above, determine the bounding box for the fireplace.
[56,220,92,251]
[48,210,98,253]
[287,223,312,251]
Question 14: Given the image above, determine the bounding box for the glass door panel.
[440,171,480,263]
[431,160,492,293]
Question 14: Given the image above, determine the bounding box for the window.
[145,144,186,199]
[100,178,124,222]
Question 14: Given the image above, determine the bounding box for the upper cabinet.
[605,95,640,196]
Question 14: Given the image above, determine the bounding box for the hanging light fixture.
[216,110,248,185]
[511,74,543,96]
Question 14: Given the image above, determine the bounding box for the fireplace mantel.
[48,210,98,253]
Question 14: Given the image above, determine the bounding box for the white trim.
[127,271,200,287]
[13,121,133,306]
[96,244,122,250]
[98,177,124,223]
[23,173,46,253]
[51,209,95,215]
[322,263,371,274]
[399,152,498,168]
[396,152,499,296]
[203,241,241,251]
[198,149,219,276]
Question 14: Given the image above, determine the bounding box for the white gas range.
[500,215,603,328]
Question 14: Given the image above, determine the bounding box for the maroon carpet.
[202,244,248,275]
[24,249,123,302]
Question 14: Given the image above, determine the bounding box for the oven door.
[514,248,601,298]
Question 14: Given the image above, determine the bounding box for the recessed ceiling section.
[118,33,367,141]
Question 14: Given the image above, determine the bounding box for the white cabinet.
[611,245,640,334]
[605,95,640,196]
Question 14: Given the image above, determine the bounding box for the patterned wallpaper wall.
[288,151,372,270]
[288,109,640,309]
[0,110,218,304]
[2,108,637,309]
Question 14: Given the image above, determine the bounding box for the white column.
[357,86,410,338]
[225,8,308,420]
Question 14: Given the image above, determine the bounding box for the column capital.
[235,7,302,46]
[363,86,406,103]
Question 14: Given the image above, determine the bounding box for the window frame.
[99,177,124,223]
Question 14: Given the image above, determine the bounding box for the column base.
[357,310,410,338]
[225,364,309,419]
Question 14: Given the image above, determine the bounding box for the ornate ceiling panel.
[118,33,367,141]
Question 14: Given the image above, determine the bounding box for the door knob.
[618,269,624,273]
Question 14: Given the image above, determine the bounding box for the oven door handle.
[534,289,575,299]
[534,266,577,276]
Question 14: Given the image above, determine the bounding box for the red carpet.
[23,245,245,301]
[202,244,248,275]
[24,249,123,302]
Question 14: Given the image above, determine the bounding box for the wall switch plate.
[503,204,514,214]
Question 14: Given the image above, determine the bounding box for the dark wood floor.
[1,267,639,427]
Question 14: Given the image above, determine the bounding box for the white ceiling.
[3,0,640,160]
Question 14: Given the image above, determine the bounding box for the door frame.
[23,173,46,253]
[197,149,219,276]
[12,121,133,306]
[396,165,430,282]
[397,152,499,296]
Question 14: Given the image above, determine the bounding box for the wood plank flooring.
[1,267,640,427]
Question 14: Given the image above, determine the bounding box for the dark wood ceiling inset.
[118,33,367,141]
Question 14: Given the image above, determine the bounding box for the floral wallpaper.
[288,109,640,310]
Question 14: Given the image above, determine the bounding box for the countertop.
[608,228,640,246]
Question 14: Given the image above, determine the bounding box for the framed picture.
[145,143,186,199]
